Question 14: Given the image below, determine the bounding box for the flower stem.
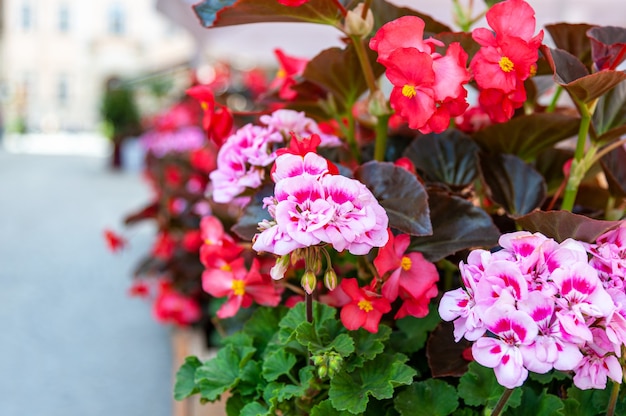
[546,85,563,113]
[331,0,348,17]
[374,114,390,161]
[491,388,515,416]
[607,380,620,416]
[361,0,372,18]
[560,99,596,212]
[351,36,379,96]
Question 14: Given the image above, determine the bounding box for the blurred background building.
[0,0,624,136]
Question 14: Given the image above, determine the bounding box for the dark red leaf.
[515,210,622,243]
[545,23,596,69]
[427,321,472,378]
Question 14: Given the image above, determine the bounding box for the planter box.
[172,327,226,416]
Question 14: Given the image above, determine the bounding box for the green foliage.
[195,344,256,401]
[395,379,459,416]
[458,362,522,411]
[174,356,202,400]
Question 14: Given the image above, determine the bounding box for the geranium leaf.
[356,161,432,236]
[329,353,415,414]
[458,362,522,409]
[262,349,297,382]
[410,191,500,262]
[241,402,271,416]
[194,0,344,27]
[506,388,564,416]
[542,46,626,104]
[231,184,273,241]
[351,326,392,361]
[295,321,355,356]
[515,210,623,243]
[403,130,479,189]
[243,306,288,354]
[303,45,385,111]
[529,370,569,384]
[601,144,626,197]
[278,301,337,345]
[426,321,472,378]
[479,153,546,215]
[587,26,626,70]
[174,356,202,400]
[593,80,626,137]
[390,303,441,355]
[545,23,596,69]
[472,113,580,161]
[239,361,263,396]
[394,379,459,416]
[311,400,343,416]
[195,344,257,401]
[370,0,451,33]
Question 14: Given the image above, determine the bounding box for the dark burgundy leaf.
[593,80,626,138]
[427,321,472,378]
[409,191,500,262]
[587,26,626,70]
[356,161,432,236]
[370,0,451,34]
[472,113,579,161]
[124,202,159,225]
[403,130,479,188]
[515,210,622,243]
[194,0,344,28]
[434,32,481,62]
[231,185,274,241]
[600,144,626,198]
[479,153,546,215]
[545,23,596,69]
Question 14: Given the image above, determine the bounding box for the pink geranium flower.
[202,258,282,319]
[339,278,391,333]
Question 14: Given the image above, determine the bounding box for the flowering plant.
[167,0,626,414]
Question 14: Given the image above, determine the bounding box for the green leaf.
[458,362,522,410]
[528,369,570,384]
[239,360,263,396]
[395,379,459,416]
[391,304,441,355]
[352,326,392,361]
[329,353,416,414]
[483,0,506,6]
[243,306,287,354]
[195,344,257,401]
[565,386,611,415]
[296,321,355,356]
[194,0,344,27]
[403,130,479,189]
[472,113,580,161]
[240,401,270,416]
[278,301,337,345]
[356,161,432,236]
[231,184,273,241]
[545,23,596,69]
[311,400,343,416]
[515,210,623,243]
[262,349,297,382]
[426,321,472,378]
[507,388,564,416]
[303,45,385,112]
[410,191,500,262]
[174,356,202,401]
[225,393,246,416]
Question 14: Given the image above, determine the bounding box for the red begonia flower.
[478,82,527,123]
[153,284,201,326]
[277,0,309,6]
[369,15,442,61]
[189,146,217,173]
[182,230,203,253]
[104,228,126,253]
[268,49,308,101]
[383,48,436,131]
[339,278,391,333]
[152,232,176,260]
[186,85,233,146]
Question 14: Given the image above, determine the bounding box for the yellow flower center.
[529,63,537,77]
[401,256,412,271]
[358,299,373,312]
[200,102,209,111]
[232,280,246,296]
[402,84,417,98]
[277,68,287,79]
[499,56,514,73]
[220,263,232,272]
[204,238,214,245]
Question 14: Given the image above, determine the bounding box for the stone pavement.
[0,140,172,416]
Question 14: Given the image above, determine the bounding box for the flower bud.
[328,354,343,376]
[301,270,317,295]
[368,90,392,118]
[344,3,374,38]
[311,355,325,366]
[323,269,338,291]
[318,365,328,379]
[270,255,290,280]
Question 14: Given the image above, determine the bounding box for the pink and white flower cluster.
[209,110,341,203]
[439,230,626,390]
[252,151,389,256]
